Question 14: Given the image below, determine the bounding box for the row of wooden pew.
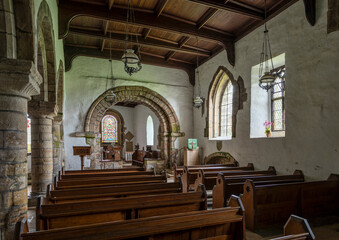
[175,163,339,232]
[15,165,316,239]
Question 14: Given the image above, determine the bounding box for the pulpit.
[73,146,91,170]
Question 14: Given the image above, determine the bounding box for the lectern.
[73,146,91,170]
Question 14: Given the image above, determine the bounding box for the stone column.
[52,116,63,177]
[0,59,42,238]
[29,102,57,196]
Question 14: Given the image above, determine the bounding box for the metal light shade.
[193,96,204,109]
[121,49,142,75]
[121,49,140,64]
[259,71,276,91]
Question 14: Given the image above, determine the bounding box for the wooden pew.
[212,170,305,208]
[54,171,167,189]
[61,166,145,175]
[183,165,274,192]
[20,196,246,240]
[173,162,239,179]
[46,179,184,204]
[241,174,339,231]
[269,215,315,240]
[37,184,207,230]
[58,168,155,180]
[194,167,288,191]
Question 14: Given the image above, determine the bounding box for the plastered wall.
[64,56,193,169]
[193,1,339,180]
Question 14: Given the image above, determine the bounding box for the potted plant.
[264,121,272,137]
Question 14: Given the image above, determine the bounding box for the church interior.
[0,0,338,239]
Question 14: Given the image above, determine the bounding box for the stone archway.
[204,152,238,166]
[84,86,184,167]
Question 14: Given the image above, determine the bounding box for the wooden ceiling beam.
[154,0,169,17]
[196,8,218,29]
[59,0,235,65]
[101,20,110,52]
[166,36,190,61]
[64,45,195,85]
[108,0,114,10]
[185,0,264,20]
[142,28,151,40]
[69,28,211,57]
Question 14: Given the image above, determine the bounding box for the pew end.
[293,170,304,177]
[193,169,205,192]
[247,163,255,170]
[240,179,256,231]
[161,170,168,182]
[61,166,65,175]
[58,171,61,181]
[173,163,177,179]
[176,175,184,192]
[283,215,315,240]
[182,166,189,192]
[212,173,226,209]
[327,173,339,180]
[227,195,246,240]
[14,218,28,240]
[196,183,208,210]
[268,166,276,173]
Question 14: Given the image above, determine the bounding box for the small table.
[100,159,114,169]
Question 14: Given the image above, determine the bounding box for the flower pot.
[266,132,271,137]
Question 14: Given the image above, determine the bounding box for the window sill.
[209,136,232,141]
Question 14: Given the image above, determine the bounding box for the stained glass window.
[102,115,118,142]
[220,81,233,137]
[271,67,285,131]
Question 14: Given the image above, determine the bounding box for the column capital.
[28,101,58,119]
[0,58,42,99]
[53,114,63,125]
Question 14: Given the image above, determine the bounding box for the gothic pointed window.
[102,115,118,143]
[208,67,237,140]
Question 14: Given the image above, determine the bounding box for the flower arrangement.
[264,121,272,136]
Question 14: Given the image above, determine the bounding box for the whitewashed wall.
[64,57,193,170]
[193,1,339,180]
[134,105,160,149]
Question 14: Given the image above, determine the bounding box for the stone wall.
[193,1,339,180]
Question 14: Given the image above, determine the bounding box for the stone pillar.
[52,116,62,177]
[29,102,57,196]
[0,59,42,238]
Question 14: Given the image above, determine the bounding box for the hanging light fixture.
[121,0,142,75]
[193,37,204,109]
[258,0,276,91]
[105,31,116,105]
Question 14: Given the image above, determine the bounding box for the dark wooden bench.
[61,166,145,175]
[241,174,339,231]
[19,195,245,240]
[54,171,167,189]
[58,168,155,181]
[37,184,207,230]
[173,163,239,179]
[183,165,273,192]
[46,179,184,204]
[181,163,255,191]
[193,166,283,191]
[212,170,305,208]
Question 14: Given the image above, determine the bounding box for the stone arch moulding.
[36,0,57,105]
[204,152,238,166]
[84,86,185,167]
[56,60,64,115]
[205,66,247,139]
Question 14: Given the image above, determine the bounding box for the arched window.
[102,115,118,143]
[207,66,246,140]
[146,115,154,145]
[220,81,233,137]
